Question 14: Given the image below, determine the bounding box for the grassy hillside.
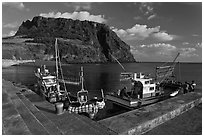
[2,36,45,60]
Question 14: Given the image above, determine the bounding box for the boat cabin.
[37,65,50,76]
[133,72,156,98]
[42,76,57,86]
[77,89,89,105]
[120,72,157,99]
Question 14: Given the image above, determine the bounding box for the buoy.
[55,102,64,115]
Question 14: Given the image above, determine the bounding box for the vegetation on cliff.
[6,16,135,63]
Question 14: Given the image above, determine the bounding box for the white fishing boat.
[35,38,69,103]
[106,53,183,108]
[35,38,105,118]
[106,72,164,109]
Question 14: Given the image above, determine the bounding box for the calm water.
[2,62,202,120]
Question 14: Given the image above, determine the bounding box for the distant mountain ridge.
[15,16,135,63]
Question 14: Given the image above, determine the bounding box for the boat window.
[44,78,55,83]
[136,73,140,78]
[145,81,150,84]
[120,73,132,79]
[150,87,154,90]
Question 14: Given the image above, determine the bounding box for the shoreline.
[2,59,35,68]
[2,59,201,68]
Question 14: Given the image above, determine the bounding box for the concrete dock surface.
[144,103,202,135]
[2,79,115,135]
[2,79,202,135]
[99,90,202,134]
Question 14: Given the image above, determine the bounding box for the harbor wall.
[99,91,202,135]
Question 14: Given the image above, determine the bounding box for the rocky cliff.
[15,16,135,63]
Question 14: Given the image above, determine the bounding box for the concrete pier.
[2,79,202,135]
[2,79,115,135]
[99,91,202,135]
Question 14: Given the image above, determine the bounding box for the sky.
[2,2,202,62]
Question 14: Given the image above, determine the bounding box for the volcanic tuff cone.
[14,16,135,63]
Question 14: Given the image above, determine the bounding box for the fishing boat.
[66,66,105,118]
[106,72,163,109]
[35,38,105,118]
[35,38,71,103]
[106,53,184,109]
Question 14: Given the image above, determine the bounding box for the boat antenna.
[109,52,126,71]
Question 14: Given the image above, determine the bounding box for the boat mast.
[80,66,84,90]
[55,38,59,90]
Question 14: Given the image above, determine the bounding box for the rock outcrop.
[15,16,135,63]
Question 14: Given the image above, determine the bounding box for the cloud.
[3,30,16,37]
[152,32,174,41]
[195,42,202,48]
[137,3,162,21]
[181,42,201,48]
[180,48,198,57]
[3,2,29,11]
[3,22,19,29]
[112,24,175,42]
[130,43,177,61]
[139,43,176,49]
[147,14,157,20]
[64,2,92,11]
[192,34,199,37]
[182,42,190,45]
[139,2,154,15]
[139,43,177,56]
[39,11,106,23]
[133,16,143,21]
[112,24,159,40]
[130,42,201,61]
[130,47,148,59]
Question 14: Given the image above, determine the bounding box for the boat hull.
[106,94,162,109]
[106,95,139,108]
